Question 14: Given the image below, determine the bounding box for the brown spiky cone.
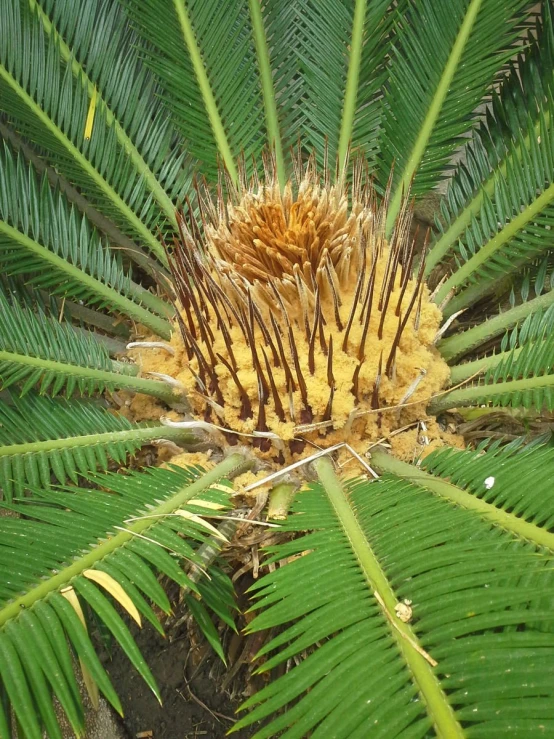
[163,153,449,462]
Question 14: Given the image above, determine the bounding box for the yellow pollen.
[132,159,453,464]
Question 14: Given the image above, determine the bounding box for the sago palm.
[1,0,554,736]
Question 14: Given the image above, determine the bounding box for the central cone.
[136,159,451,462]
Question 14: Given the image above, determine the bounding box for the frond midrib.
[0,350,176,402]
[438,288,554,361]
[0,423,192,458]
[314,456,464,738]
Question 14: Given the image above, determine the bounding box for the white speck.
[484,476,495,490]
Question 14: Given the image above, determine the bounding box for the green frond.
[439,283,554,362]
[449,303,554,383]
[435,92,554,314]
[233,455,554,737]
[253,0,395,172]
[0,140,172,336]
[434,302,554,413]
[380,0,530,233]
[32,0,193,233]
[371,447,554,550]
[0,454,245,739]
[0,0,184,263]
[421,438,554,532]
[426,3,554,276]
[125,0,266,182]
[431,371,554,414]
[295,0,395,170]
[347,0,397,170]
[0,295,175,401]
[0,391,197,501]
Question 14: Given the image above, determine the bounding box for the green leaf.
[6,620,64,739]
[439,284,554,362]
[0,140,172,334]
[31,0,193,233]
[235,455,554,737]
[125,0,267,182]
[74,576,161,701]
[0,0,172,263]
[184,595,226,663]
[0,294,175,400]
[0,391,195,501]
[0,455,246,737]
[426,4,554,277]
[0,632,42,739]
[380,0,529,232]
[49,592,123,715]
[421,439,554,531]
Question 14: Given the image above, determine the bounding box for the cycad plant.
[2,0,554,736]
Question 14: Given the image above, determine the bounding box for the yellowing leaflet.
[84,86,97,141]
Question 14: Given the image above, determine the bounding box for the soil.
[104,617,257,739]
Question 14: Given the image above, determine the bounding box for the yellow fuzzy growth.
[130,158,453,466]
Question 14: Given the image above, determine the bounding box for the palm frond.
[0,454,245,739]
[0,140,172,336]
[0,391,197,500]
[421,437,554,530]
[125,0,266,182]
[435,303,554,413]
[449,303,554,382]
[435,90,554,314]
[0,295,175,401]
[379,0,530,232]
[32,0,193,233]
[233,455,554,737]
[0,0,187,263]
[438,283,554,361]
[426,3,554,276]
[281,0,395,169]
[251,0,397,173]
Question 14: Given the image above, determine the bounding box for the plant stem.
[172,0,238,183]
[0,454,249,627]
[338,0,367,175]
[448,345,524,385]
[370,449,554,551]
[439,289,554,362]
[267,482,298,520]
[248,0,285,187]
[314,456,464,738]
